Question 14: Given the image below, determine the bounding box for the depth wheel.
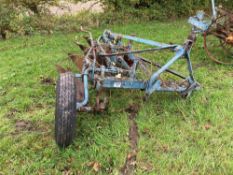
[204,32,233,65]
[203,13,233,65]
[55,72,77,148]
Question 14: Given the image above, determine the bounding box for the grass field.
[0,20,233,175]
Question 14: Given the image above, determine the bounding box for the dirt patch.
[40,77,55,85]
[12,119,51,135]
[4,108,19,119]
[138,161,154,173]
[15,120,34,132]
[225,71,233,77]
[120,104,140,175]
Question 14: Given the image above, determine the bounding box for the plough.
[55,0,232,148]
[55,27,200,148]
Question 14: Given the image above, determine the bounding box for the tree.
[0,0,58,39]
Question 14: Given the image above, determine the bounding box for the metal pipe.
[138,56,186,79]
[110,32,175,48]
[148,47,185,88]
[99,46,176,57]
[76,69,90,109]
[211,0,217,20]
[95,67,130,74]
[146,80,187,95]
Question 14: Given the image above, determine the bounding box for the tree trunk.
[0,29,6,39]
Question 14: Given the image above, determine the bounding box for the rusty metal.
[188,0,233,65]
[68,53,84,72]
[226,33,233,45]
[55,64,71,73]
[138,56,187,79]
[204,8,233,65]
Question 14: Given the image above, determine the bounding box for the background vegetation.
[0,0,233,39]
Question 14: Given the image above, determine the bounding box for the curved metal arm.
[80,26,94,44]
[76,69,90,109]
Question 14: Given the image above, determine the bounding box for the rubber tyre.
[55,72,77,148]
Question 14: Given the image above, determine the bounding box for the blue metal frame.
[188,0,217,33]
[72,1,222,109]
[75,29,200,109]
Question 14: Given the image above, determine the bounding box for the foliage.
[53,11,101,33]
[0,2,20,39]
[1,0,233,39]
[77,0,233,22]
[0,0,58,39]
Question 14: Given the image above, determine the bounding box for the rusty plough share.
[54,0,232,148]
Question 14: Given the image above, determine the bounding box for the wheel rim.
[204,12,233,65]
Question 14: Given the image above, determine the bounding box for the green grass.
[0,20,233,175]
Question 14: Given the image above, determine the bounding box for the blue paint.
[101,79,147,90]
[76,71,90,109]
[188,17,210,31]
[73,17,204,109]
